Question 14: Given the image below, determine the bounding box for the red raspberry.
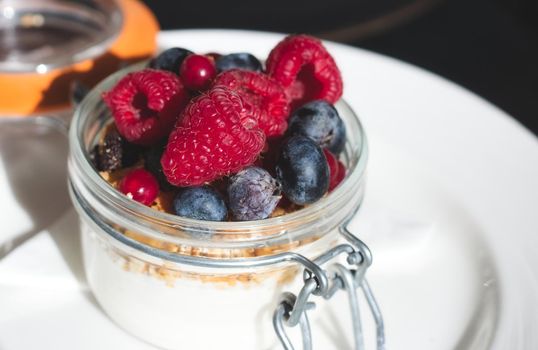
[103,69,189,145]
[161,87,265,186]
[213,69,290,137]
[266,35,343,109]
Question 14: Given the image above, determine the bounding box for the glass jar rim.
[69,63,368,249]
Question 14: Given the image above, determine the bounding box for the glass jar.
[68,65,370,349]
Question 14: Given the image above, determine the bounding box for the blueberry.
[148,47,193,74]
[144,140,174,192]
[276,135,329,205]
[173,186,227,221]
[287,100,346,155]
[216,53,262,72]
[228,167,281,221]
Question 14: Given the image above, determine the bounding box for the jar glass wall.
[68,65,368,349]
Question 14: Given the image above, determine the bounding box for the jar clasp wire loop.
[272,225,385,350]
[273,292,314,350]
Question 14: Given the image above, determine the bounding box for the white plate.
[0,30,537,350]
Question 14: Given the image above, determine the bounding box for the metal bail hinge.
[272,227,385,350]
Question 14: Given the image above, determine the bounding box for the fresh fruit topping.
[276,135,329,205]
[287,100,346,154]
[334,159,346,190]
[103,69,189,145]
[259,137,283,176]
[216,53,263,72]
[143,139,175,191]
[213,69,290,137]
[173,186,227,221]
[179,54,217,91]
[94,128,123,171]
[118,168,159,206]
[93,128,139,171]
[323,149,339,190]
[90,126,141,172]
[228,166,281,221]
[323,149,346,191]
[161,87,265,186]
[100,37,350,220]
[148,47,193,74]
[266,34,343,109]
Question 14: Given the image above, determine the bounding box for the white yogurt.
[81,222,311,350]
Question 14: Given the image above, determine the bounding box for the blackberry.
[98,129,123,171]
[94,128,141,171]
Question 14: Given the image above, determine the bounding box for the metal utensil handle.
[273,227,385,350]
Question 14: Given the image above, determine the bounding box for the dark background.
[142,0,538,135]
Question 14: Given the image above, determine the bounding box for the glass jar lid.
[0,0,123,73]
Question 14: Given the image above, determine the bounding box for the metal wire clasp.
[272,226,385,350]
